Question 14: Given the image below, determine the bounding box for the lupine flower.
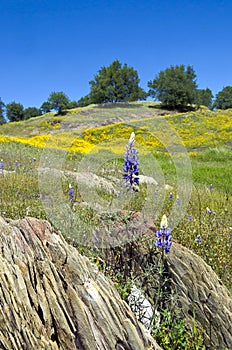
[154,214,172,253]
[206,207,212,214]
[123,132,139,192]
[188,215,193,221]
[15,160,19,166]
[209,183,213,190]
[33,158,36,162]
[154,191,159,198]
[195,235,202,243]
[169,192,173,199]
[176,196,181,205]
[0,159,4,172]
[68,184,75,203]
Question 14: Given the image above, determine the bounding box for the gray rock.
[0,216,161,350]
[167,242,232,350]
[97,212,232,350]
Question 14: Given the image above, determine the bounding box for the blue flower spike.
[195,235,202,243]
[123,132,140,192]
[206,207,212,214]
[155,214,172,253]
[68,184,75,203]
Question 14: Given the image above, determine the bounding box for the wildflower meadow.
[0,102,231,349]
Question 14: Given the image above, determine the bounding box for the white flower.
[128,132,135,146]
[160,214,168,228]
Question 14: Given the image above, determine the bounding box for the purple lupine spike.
[68,184,75,203]
[123,132,139,192]
[0,159,4,170]
[154,215,172,253]
[195,235,202,243]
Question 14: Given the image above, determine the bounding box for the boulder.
[96,212,232,350]
[167,242,232,350]
[0,216,161,350]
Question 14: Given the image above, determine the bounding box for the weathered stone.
[0,216,161,350]
[167,242,232,350]
[97,212,232,350]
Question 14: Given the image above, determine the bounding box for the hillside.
[0,102,231,349]
[0,102,232,152]
[0,102,231,191]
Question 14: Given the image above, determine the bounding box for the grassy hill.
[0,102,231,189]
[0,102,231,294]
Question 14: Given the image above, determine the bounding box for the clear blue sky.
[1,0,232,108]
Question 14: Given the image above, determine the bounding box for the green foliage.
[148,64,198,111]
[152,309,205,350]
[213,86,232,109]
[89,59,146,104]
[41,101,52,114]
[6,101,24,122]
[47,91,70,114]
[0,98,5,124]
[67,100,78,109]
[24,107,42,120]
[196,88,213,108]
[77,94,92,107]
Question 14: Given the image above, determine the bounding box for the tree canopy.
[6,102,24,122]
[41,101,52,114]
[47,92,70,114]
[89,60,146,104]
[196,88,213,109]
[24,107,42,120]
[0,98,5,124]
[213,86,232,109]
[148,65,198,111]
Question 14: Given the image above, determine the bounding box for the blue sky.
[1,0,232,108]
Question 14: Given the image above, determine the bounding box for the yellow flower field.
[0,106,231,155]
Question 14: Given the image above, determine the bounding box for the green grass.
[0,102,231,349]
[0,138,231,293]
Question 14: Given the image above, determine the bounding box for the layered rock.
[0,216,161,350]
[99,212,232,350]
[167,243,232,349]
[1,213,231,350]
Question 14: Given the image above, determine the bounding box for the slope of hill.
[0,102,231,290]
[0,102,231,349]
[0,102,231,153]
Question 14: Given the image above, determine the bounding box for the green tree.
[89,60,146,104]
[47,91,70,114]
[213,86,232,109]
[0,98,5,124]
[6,102,24,122]
[77,94,91,107]
[67,100,78,109]
[196,88,213,108]
[24,107,42,120]
[148,64,198,111]
[41,101,52,114]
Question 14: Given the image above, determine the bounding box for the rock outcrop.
[1,213,232,350]
[0,216,161,350]
[98,212,232,350]
[167,243,232,350]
